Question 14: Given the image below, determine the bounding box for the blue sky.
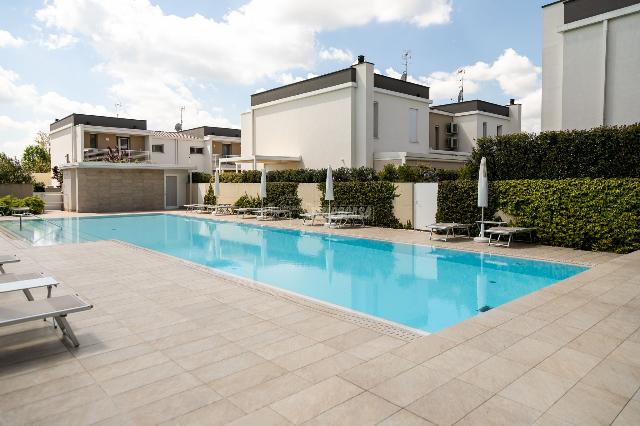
[0,0,548,156]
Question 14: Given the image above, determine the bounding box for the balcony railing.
[83,148,151,163]
[213,154,241,169]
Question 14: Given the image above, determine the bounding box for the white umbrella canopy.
[214,170,220,197]
[474,157,490,243]
[259,168,267,200]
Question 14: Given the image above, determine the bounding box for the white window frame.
[373,101,379,139]
[482,122,488,138]
[152,144,164,153]
[497,124,503,136]
[190,146,204,155]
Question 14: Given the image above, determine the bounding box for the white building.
[237,55,521,171]
[542,0,640,131]
[48,114,241,211]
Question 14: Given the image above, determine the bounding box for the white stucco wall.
[50,127,73,168]
[149,136,211,173]
[604,11,640,126]
[240,112,253,157]
[542,2,565,131]
[373,90,430,157]
[250,86,354,169]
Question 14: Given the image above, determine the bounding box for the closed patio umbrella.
[474,157,489,243]
[325,166,334,226]
[259,168,267,209]
[214,170,220,198]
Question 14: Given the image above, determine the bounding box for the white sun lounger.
[487,227,536,247]
[0,273,59,300]
[426,223,472,242]
[0,294,93,347]
[301,211,327,225]
[0,255,19,273]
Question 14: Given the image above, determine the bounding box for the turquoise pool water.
[0,214,587,333]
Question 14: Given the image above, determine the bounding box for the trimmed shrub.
[232,183,302,216]
[203,183,216,205]
[33,182,46,192]
[0,195,45,215]
[318,181,400,227]
[461,124,640,180]
[192,172,212,184]
[378,164,460,183]
[436,178,640,253]
[234,194,261,208]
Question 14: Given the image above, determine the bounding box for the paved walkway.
[0,213,638,425]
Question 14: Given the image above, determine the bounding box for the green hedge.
[436,178,640,253]
[233,183,302,216]
[318,181,400,227]
[0,195,45,215]
[461,124,640,180]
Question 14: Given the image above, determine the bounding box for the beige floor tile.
[497,315,549,336]
[129,385,221,425]
[472,308,518,328]
[609,341,640,368]
[347,335,406,360]
[340,353,415,389]
[465,327,524,354]
[226,407,291,426]
[422,343,492,377]
[79,343,155,371]
[456,395,542,426]
[88,351,170,382]
[459,355,529,393]
[581,359,640,399]
[235,327,296,351]
[436,320,489,343]
[377,409,436,426]
[173,342,246,371]
[162,334,231,360]
[0,359,84,396]
[228,373,310,413]
[294,352,362,383]
[533,413,574,426]
[270,376,363,424]
[371,365,451,407]
[253,335,316,360]
[567,330,623,358]
[407,378,491,426]
[100,360,184,396]
[29,398,119,426]
[498,368,574,412]
[547,382,627,425]
[537,347,601,381]
[529,322,583,347]
[160,398,245,426]
[305,392,399,425]
[192,351,265,383]
[272,343,337,371]
[304,320,360,342]
[322,327,381,351]
[499,337,559,368]
[590,317,639,340]
[112,372,205,412]
[209,361,287,397]
[613,400,640,426]
[391,334,458,364]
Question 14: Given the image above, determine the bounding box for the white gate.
[413,183,439,230]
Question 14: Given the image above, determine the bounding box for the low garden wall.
[0,184,33,199]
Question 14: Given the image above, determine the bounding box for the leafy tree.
[22,144,51,173]
[203,183,216,205]
[0,154,34,184]
[34,131,51,152]
[52,166,63,185]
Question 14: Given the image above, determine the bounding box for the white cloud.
[40,33,78,50]
[319,47,353,63]
[0,29,25,48]
[394,48,543,132]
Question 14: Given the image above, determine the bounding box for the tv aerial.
[174,106,185,132]
[457,68,465,102]
[401,50,411,81]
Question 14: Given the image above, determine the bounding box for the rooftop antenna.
[401,50,411,81]
[114,103,122,118]
[457,68,465,103]
[174,106,185,132]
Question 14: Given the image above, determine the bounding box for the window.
[190,146,204,154]
[89,134,97,149]
[373,101,379,139]
[152,144,164,153]
[482,122,487,138]
[409,108,418,143]
[117,137,129,151]
[434,125,440,150]
[222,144,232,156]
[497,125,503,136]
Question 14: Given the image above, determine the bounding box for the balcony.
[213,154,241,170]
[83,148,151,163]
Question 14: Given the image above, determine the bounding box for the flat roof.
[51,114,147,132]
[431,100,511,117]
[181,126,241,138]
[542,0,640,23]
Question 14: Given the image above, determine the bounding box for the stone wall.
[0,184,33,198]
[75,168,164,212]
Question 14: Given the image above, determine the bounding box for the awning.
[218,155,302,165]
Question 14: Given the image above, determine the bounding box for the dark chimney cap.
[510,98,515,105]
[357,55,365,64]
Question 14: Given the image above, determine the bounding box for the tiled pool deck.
[0,211,639,425]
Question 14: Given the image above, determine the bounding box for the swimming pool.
[0,214,587,333]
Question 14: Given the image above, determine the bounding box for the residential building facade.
[542,0,640,131]
[239,56,521,171]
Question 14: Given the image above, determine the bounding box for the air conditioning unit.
[446,123,458,134]
[447,137,458,150]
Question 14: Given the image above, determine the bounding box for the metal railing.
[83,148,151,163]
[213,154,241,169]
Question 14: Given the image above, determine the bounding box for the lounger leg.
[0,265,4,273]
[22,288,35,301]
[507,234,512,248]
[55,315,80,347]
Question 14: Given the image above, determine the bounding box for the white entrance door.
[414,183,439,230]
[165,175,178,209]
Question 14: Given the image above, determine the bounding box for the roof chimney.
[510,98,515,105]
[357,55,365,64]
